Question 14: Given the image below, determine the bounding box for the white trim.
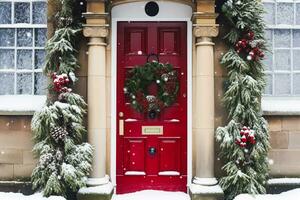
[262,97,300,115]
[0,95,46,115]
[110,1,193,193]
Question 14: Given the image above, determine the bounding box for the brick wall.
[267,116,300,177]
[0,116,35,180]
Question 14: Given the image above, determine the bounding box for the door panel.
[116,22,187,194]
[159,138,180,172]
[124,137,146,172]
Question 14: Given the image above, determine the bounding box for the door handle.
[119,119,124,136]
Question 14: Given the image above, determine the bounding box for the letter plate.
[142,126,163,135]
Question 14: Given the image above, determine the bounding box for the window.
[263,0,300,96]
[0,0,47,95]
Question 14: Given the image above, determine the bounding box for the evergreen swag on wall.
[31,0,93,198]
[216,0,270,199]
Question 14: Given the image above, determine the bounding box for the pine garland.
[31,0,93,198]
[124,61,179,118]
[216,0,270,199]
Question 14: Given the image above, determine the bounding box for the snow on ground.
[234,188,300,200]
[0,192,66,200]
[112,190,190,200]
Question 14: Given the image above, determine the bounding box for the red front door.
[116,22,187,194]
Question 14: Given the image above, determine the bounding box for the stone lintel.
[111,0,194,7]
[83,25,109,38]
[86,0,105,2]
[83,12,109,19]
[192,12,218,21]
[195,0,216,13]
[193,24,219,38]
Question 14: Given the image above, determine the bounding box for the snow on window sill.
[262,97,300,116]
[0,95,46,115]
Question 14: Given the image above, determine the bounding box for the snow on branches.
[31,0,92,198]
[216,0,270,199]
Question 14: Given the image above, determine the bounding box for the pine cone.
[50,127,68,142]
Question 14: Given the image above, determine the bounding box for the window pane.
[14,2,30,24]
[35,28,47,47]
[0,49,14,69]
[294,74,300,95]
[35,50,46,69]
[296,4,300,25]
[0,28,14,47]
[265,74,273,95]
[294,50,300,71]
[277,3,294,25]
[0,2,12,24]
[17,28,33,47]
[263,3,275,25]
[33,2,47,24]
[265,29,273,45]
[274,74,291,95]
[274,50,291,71]
[274,29,291,48]
[293,30,300,48]
[263,51,273,71]
[0,73,14,95]
[17,50,32,70]
[17,73,32,94]
[34,73,47,95]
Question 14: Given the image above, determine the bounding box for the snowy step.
[234,188,300,200]
[77,182,114,200]
[267,178,300,194]
[0,192,65,200]
[0,181,33,196]
[112,190,190,200]
[189,183,224,200]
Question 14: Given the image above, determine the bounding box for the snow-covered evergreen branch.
[216,0,270,199]
[31,0,93,198]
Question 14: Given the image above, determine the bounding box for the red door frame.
[116,22,188,193]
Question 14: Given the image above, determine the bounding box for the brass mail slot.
[142,126,163,135]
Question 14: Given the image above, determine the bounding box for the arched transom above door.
[111,0,193,20]
[111,0,194,7]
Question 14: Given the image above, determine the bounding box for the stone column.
[192,26,219,187]
[189,2,223,199]
[77,3,114,199]
[82,0,110,184]
[86,34,108,179]
[194,35,216,181]
[190,25,223,200]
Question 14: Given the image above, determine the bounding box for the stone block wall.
[0,116,36,180]
[266,116,300,177]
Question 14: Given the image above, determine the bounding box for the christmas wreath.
[124,61,179,119]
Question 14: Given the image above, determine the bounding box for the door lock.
[148,147,157,156]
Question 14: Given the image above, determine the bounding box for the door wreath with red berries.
[124,61,179,119]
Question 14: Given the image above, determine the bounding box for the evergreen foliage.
[124,61,179,115]
[216,0,270,199]
[31,0,93,198]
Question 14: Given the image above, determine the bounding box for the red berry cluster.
[235,31,265,61]
[235,126,256,148]
[52,73,72,93]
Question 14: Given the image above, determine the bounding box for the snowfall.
[1,189,300,200]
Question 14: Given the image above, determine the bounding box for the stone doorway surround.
[78,0,224,200]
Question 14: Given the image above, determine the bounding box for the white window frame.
[0,0,47,114]
[262,0,300,115]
